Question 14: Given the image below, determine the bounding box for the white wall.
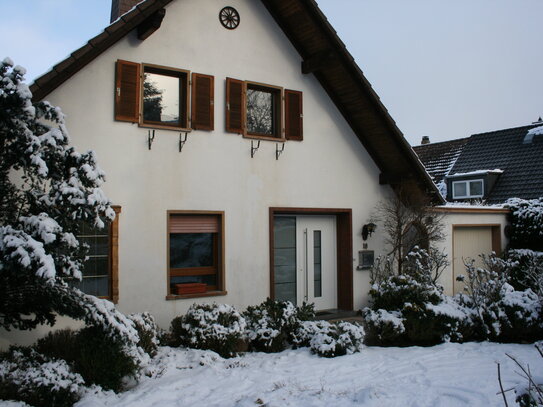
[435,207,509,295]
[0,0,392,346]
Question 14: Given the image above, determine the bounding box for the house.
[2,0,507,347]
[413,120,543,203]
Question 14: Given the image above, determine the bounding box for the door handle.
[304,228,308,302]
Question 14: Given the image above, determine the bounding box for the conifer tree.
[0,58,142,358]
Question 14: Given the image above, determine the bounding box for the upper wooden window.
[226,78,303,141]
[167,211,225,298]
[115,60,214,131]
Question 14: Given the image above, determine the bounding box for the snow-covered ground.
[70,342,540,407]
[1,342,540,407]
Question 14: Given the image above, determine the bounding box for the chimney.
[110,0,141,23]
[421,136,430,145]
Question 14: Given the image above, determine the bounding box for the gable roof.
[412,137,469,190]
[29,0,443,205]
[450,123,543,203]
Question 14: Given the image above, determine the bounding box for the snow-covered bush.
[128,312,161,357]
[243,299,315,352]
[35,326,138,392]
[292,320,364,357]
[364,248,474,346]
[457,253,542,342]
[363,309,406,346]
[505,198,543,251]
[506,249,543,297]
[170,303,247,358]
[0,347,84,407]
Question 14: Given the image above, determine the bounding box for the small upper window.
[246,83,281,138]
[452,179,484,199]
[226,78,303,141]
[142,66,187,128]
[115,60,214,131]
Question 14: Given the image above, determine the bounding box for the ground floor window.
[167,211,225,297]
[71,206,120,302]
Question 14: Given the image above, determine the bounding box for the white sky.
[1,0,541,145]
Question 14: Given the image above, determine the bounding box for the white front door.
[273,215,337,310]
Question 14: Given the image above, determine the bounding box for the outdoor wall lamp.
[362,222,377,241]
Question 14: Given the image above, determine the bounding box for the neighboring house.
[414,120,543,203]
[413,121,543,295]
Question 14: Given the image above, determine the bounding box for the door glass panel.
[314,230,322,298]
[274,216,296,303]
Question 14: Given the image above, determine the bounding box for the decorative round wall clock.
[219,6,240,30]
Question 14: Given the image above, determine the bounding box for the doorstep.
[314,309,364,323]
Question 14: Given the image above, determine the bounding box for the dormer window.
[452,179,484,199]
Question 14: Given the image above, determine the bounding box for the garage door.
[452,226,494,295]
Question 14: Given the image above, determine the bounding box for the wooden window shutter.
[170,215,219,233]
[285,89,303,141]
[225,77,244,134]
[191,73,214,131]
[115,60,141,123]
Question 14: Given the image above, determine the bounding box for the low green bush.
[244,299,315,353]
[36,325,138,392]
[292,320,365,357]
[170,303,247,358]
[362,308,406,346]
[0,346,84,407]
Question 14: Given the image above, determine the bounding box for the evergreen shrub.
[36,326,138,392]
[171,303,247,358]
[243,298,315,352]
[0,347,84,407]
[292,320,365,357]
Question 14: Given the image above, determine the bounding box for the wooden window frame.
[74,206,120,303]
[244,81,284,141]
[452,179,484,199]
[166,210,226,300]
[140,63,190,131]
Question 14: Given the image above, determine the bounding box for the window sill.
[139,123,192,132]
[165,290,227,300]
[243,133,286,142]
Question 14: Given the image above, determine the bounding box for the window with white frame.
[452,179,484,199]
